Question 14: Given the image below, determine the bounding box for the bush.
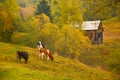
[106,41,120,75]
[107,51,120,75]
[79,46,106,67]
[11,31,36,47]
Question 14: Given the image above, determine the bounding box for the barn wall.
[85,29,103,44]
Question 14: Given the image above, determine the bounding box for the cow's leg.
[24,56,28,63]
[41,52,45,60]
[19,56,21,63]
[38,52,41,59]
[16,55,19,63]
[46,50,50,61]
[47,56,50,61]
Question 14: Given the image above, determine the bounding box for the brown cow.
[38,48,54,61]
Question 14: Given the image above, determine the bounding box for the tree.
[51,0,84,25]
[60,25,90,59]
[38,22,61,53]
[83,0,120,21]
[1,0,19,17]
[0,0,19,42]
[0,7,14,41]
[35,0,51,19]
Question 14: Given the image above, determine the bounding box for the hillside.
[0,42,116,80]
[103,22,120,42]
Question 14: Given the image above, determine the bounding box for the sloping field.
[0,42,115,80]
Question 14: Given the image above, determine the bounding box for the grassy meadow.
[0,42,117,80]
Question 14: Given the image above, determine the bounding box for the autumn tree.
[50,0,84,25]
[38,22,61,53]
[60,25,90,59]
[0,7,13,41]
[0,0,19,42]
[1,0,19,17]
[83,0,120,20]
[108,0,120,20]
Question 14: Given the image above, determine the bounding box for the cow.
[16,51,28,63]
[37,41,53,61]
[38,48,54,61]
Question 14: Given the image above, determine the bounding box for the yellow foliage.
[2,0,19,17]
[0,10,8,17]
[60,25,90,59]
[33,13,51,31]
[11,31,29,44]
[51,0,84,24]
[0,9,13,32]
[36,13,50,25]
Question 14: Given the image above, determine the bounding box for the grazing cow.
[37,41,52,61]
[38,48,54,61]
[16,51,28,63]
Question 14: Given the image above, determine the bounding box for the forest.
[0,0,120,79]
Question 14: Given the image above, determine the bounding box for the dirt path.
[104,29,120,42]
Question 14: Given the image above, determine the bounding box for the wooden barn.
[81,21,104,44]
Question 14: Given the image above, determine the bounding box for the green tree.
[35,0,51,19]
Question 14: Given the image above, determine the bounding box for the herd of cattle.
[16,41,54,64]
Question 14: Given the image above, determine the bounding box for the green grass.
[0,42,116,80]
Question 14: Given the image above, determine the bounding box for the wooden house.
[81,21,104,44]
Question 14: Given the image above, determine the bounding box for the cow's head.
[37,41,44,48]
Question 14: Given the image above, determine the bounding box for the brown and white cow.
[38,48,54,61]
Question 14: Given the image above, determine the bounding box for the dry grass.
[103,22,120,42]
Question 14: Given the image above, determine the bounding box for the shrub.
[79,46,106,67]
[106,40,120,75]
[11,31,36,47]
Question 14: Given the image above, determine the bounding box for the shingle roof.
[81,21,101,30]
